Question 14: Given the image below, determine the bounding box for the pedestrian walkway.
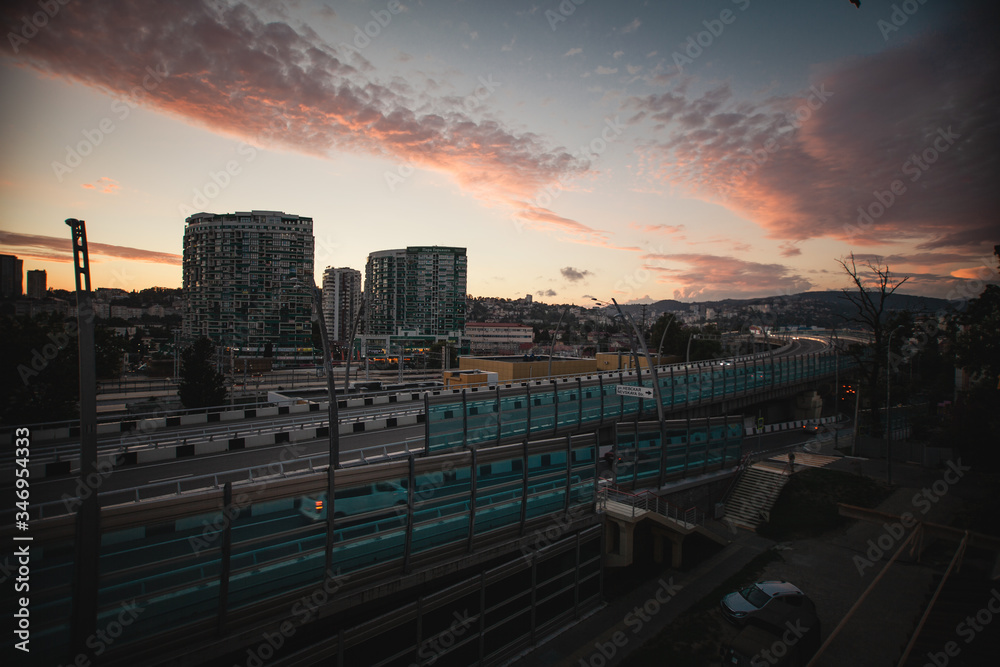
[509,525,775,666]
[511,453,988,666]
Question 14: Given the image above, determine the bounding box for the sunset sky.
[1,0,997,305]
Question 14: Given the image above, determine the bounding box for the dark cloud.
[560,266,592,282]
[778,242,801,258]
[536,289,557,297]
[641,253,812,300]
[628,6,1000,256]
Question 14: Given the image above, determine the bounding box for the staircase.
[722,464,790,529]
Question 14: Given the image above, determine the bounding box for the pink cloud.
[81,177,120,194]
[641,253,812,300]
[2,0,622,248]
[628,7,1000,257]
[630,223,686,238]
[778,242,800,257]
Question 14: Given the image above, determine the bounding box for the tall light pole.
[832,328,839,450]
[343,297,365,393]
[655,313,676,360]
[548,303,573,378]
[66,218,99,660]
[172,328,181,379]
[886,325,903,484]
[591,299,640,373]
[300,280,341,582]
[612,298,670,485]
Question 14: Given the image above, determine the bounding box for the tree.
[178,337,227,408]
[837,253,910,435]
[932,246,1000,466]
[0,313,80,425]
[649,314,684,356]
[954,247,1000,391]
[95,326,127,379]
[648,314,722,361]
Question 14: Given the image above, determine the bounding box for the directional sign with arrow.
[615,384,654,398]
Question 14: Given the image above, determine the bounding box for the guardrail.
[598,486,703,526]
[4,433,600,665]
[9,435,429,522]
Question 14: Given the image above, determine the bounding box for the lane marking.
[149,473,193,483]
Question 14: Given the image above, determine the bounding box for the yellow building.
[442,369,498,389]
[595,352,680,372]
[454,356,594,383]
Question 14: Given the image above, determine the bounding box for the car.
[720,581,812,626]
[720,605,821,667]
[802,421,820,434]
[299,481,408,521]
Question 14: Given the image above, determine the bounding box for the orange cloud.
[81,177,120,194]
[0,231,181,265]
[641,253,812,300]
[1,0,614,247]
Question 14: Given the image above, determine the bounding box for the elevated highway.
[1,334,858,665]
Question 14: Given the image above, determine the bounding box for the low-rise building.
[456,355,596,382]
[443,369,499,389]
[465,322,534,355]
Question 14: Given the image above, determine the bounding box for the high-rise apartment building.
[1,254,23,298]
[26,269,47,299]
[321,267,362,346]
[364,247,467,338]
[182,210,314,354]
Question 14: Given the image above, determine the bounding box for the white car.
[721,581,812,626]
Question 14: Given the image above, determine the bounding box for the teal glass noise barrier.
[427,351,854,453]
[25,436,598,664]
[612,417,743,487]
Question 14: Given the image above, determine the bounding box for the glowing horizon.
[1,0,997,306]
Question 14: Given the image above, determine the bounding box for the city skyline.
[1,0,998,305]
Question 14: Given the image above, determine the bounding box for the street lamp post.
[656,313,676,360]
[886,325,902,484]
[832,328,839,450]
[302,281,341,583]
[605,298,669,485]
[343,297,365,393]
[548,303,572,378]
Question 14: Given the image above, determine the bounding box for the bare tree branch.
[837,252,911,436]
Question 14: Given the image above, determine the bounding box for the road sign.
[616,384,654,398]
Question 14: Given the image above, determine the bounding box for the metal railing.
[8,436,428,521]
[598,486,703,526]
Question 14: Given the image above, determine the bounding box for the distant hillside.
[646,291,953,314]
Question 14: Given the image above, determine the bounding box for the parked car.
[720,603,821,667]
[720,581,812,626]
[300,481,407,521]
[802,421,820,434]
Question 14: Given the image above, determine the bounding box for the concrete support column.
[651,527,685,568]
[604,517,637,568]
[795,390,823,420]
